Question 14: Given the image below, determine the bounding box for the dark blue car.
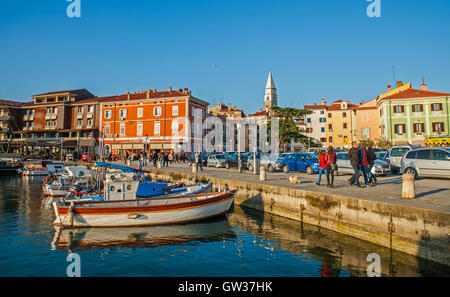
[275,153,319,174]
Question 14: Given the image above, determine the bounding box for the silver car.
[335,152,391,176]
[400,148,450,179]
[389,145,421,174]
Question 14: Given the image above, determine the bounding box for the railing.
[23,115,34,121]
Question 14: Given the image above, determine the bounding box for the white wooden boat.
[52,190,236,228]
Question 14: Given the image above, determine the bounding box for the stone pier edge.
[149,169,450,266]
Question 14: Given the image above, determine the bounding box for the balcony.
[0,114,10,120]
[77,113,84,119]
[86,112,94,119]
[0,127,9,133]
[45,113,57,120]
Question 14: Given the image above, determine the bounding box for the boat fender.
[127,214,140,219]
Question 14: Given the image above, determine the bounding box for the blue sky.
[0,0,449,113]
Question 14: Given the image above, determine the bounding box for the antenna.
[392,65,397,83]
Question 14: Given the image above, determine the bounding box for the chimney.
[184,88,189,94]
[314,102,317,105]
[228,104,231,111]
[387,85,391,91]
[396,81,403,88]
[360,100,365,105]
[168,86,172,92]
[127,92,130,100]
[321,99,326,105]
[421,77,427,90]
[146,89,150,99]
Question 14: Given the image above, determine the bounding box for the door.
[284,154,297,171]
[296,154,307,172]
[415,149,432,176]
[430,149,450,178]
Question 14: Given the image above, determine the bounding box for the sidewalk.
[136,161,450,214]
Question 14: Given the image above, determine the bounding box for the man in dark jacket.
[347,141,362,187]
[366,146,377,185]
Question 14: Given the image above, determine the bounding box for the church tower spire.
[264,72,277,112]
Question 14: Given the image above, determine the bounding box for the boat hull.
[53,191,236,228]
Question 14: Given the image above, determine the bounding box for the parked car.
[245,153,280,172]
[206,154,228,168]
[400,147,450,179]
[389,145,421,174]
[276,153,319,174]
[375,151,390,163]
[335,152,391,176]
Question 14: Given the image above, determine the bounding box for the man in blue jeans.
[347,141,362,187]
[366,145,377,186]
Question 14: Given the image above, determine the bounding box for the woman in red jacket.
[316,150,327,186]
[324,146,337,188]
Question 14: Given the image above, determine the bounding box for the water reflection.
[51,218,236,252]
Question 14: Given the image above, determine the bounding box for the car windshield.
[215,155,226,159]
[390,148,410,157]
[375,152,387,159]
[303,154,318,161]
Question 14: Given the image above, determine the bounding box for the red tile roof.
[304,105,327,110]
[0,99,25,107]
[248,110,268,117]
[100,90,190,103]
[382,88,450,100]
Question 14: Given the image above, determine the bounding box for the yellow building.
[325,100,359,148]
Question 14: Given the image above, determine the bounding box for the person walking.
[163,153,169,167]
[347,141,362,187]
[152,151,158,167]
[195,151,203,171]
[316,150,327,186]
[359,144,370,187]
[325,146,337,188]
[366,145,377,186]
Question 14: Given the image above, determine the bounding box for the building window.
[328,124,333,132]
[137,108,143,118]
[77,119,83,127]
[431,103,443,111]
[342,112,347,118]
[319,118,326,123]
[413,123,425,133]
[307,118,311,123]
[328,136,333,142]
[380,108,383,117]
[172,106,179,116]
[88,105,94,113]
[87,119,93,127]
[328,113,332,118]
[412,104,423,112]
[362,112,369,122]
[120,123,126,136]
[394,124,406,134]
[320,111,325,115]
[104,125,110,136]
[361,128,370,139]
[432,122,444,133]
[393,105,404,113]
[343,123,348,129]
[320,137,326,142]
[77,106,83,113]
[154,107,162,116]
[119,109,127,119]
[321,127,325,133]
[154,122,160,136]
[104,110,112,119]
[172,120,179,136]
[137,123,143,136]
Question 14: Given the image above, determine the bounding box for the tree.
[360,139,375,148]
[268,107,313,151]
[376,137,393,150]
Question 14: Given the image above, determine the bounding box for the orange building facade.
[100,88,208,155]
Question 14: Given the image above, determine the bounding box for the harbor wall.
[149,169,450,266]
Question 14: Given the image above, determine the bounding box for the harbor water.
[0,176,448,277]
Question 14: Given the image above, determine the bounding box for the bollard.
[402,173,415,199]
[260,165,266,181]
[127,160,131,166]
[192,163,197,174]
[157,161,162,169]
[253,159,259,175]
[238,160,243,173]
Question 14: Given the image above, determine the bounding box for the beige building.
[325,100,359,148]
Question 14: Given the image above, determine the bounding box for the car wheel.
[404,167,418,179]
[248,164,253,172]
[283,165,289,173]
[268,164,274,173]
[306,166,314,175]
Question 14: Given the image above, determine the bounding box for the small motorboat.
[52,187,237,228]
